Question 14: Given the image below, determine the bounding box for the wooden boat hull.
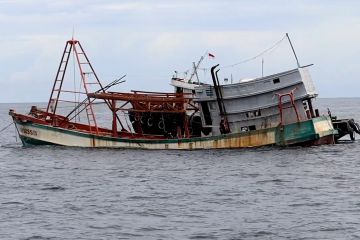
[12,115,336,149]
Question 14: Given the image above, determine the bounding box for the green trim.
[320,129,338,136]
[20,135,57,146]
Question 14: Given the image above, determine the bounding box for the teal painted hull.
[13,115,337,149]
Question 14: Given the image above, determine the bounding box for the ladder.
[46,39,105,134]
[73,40,104,134]
[46,41,73,118]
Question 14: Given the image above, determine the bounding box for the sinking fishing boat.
[9,38,337,149]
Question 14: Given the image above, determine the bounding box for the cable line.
[222,34,287,68]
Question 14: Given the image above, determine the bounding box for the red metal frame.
[31,39,201,139]
[87,91,198,138]
[45,39,104,134]
[88,91,195,113]
[275,88,300,126]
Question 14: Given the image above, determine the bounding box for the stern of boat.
[276,115,337,146]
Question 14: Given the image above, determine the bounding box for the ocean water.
[1,99,360,240]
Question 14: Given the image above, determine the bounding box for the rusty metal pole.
[286,33,301,68]
[112,99,118,137]
[290,92,301,122]
[278,95,284,126]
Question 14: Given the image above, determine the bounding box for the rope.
[222,34,287,68]
[0,122,14,133]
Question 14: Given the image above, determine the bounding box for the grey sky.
[1,0,359,102]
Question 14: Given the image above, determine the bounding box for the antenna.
[286,33,301,68]
[72,25,75,40]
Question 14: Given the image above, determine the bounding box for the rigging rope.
[178,34,287,76]
[222,34,287,68]
[0,122,14,134]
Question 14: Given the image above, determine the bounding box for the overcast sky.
[1,0,360,102]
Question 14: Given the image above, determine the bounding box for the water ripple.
[1,100,360,239]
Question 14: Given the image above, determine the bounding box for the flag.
[208,53,215,58]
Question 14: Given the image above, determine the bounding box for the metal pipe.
[210,64,224,116]
[215,69,227,116]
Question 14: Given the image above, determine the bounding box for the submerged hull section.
[13,116,336,149]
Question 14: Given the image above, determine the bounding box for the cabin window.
[246,110,261,118]
[240,125,256,132]
[241,125,256,132]
[302,101,308,110]
[176,87,183,93]
[249,125,256,131]
[273,78,280,84]
[192,90,195,94]
[241,126,249,132]
[201,102,212,125]
[205,87,213,96]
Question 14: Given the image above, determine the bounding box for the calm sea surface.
[1,98,360,240]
